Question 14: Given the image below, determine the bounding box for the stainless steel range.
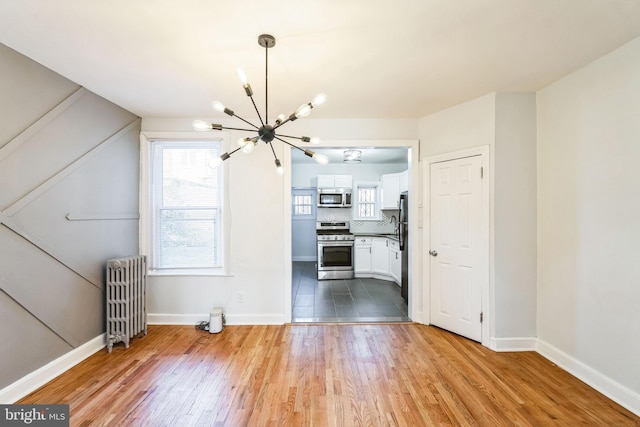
[316,221,354,280]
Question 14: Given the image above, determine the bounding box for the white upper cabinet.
[381,172,400,209]
[381,170,408,209]
[399,169,409,193]
[316,174,353,189]
[334,175,353,188]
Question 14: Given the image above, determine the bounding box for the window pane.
[294,205,311,215]
[293,193,313,217]
[151,140,224,270]
[158,209,220,268]
[357,186,377,218]
[359,203,374,217]
[162,148,219,206]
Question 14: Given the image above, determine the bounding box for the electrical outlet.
[236,291,245,304]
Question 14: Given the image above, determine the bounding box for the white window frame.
[353,180,381,220]
[292,190,315,219]
[140,132,230,276]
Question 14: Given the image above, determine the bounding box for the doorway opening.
[290,146,412,323]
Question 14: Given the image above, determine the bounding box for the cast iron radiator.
[106,255,147,353]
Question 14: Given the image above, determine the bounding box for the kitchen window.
[293,192,314,216]
[146,138,226,273]
[353,181,381,220]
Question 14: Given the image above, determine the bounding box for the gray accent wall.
[494,93,537,338]
[0,43,140,388]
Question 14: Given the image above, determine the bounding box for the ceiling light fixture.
[192,34,329,175]
[343,149,362,163]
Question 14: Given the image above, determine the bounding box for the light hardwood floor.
[19,324,639,426]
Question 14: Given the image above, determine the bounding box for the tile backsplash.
[317,208,399,234]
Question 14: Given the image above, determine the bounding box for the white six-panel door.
[429,155,483,342]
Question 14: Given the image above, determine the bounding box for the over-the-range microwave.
[317,188,352,208]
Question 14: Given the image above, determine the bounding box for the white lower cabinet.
[354,237,372,273]
[389,240,401,285]
[354,236,400,284]
[371,238,390,275]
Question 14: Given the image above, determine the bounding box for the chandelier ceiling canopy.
[193,34,328,174]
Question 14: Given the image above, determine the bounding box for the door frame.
[283,139,421,324]
[422,145,491,347]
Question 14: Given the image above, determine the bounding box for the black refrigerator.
[399,191,409,302]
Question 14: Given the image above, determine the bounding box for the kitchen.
[290,147,410,322]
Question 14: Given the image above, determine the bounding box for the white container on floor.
[209,308,223,333]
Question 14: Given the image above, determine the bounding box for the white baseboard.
[0,334,106,404]
[292,256,316,262]
[147,313,209,325]
[147,313,286,326]
[536,339,640,417]
[488,336,537,352]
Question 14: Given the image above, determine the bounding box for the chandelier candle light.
[193,34,329,174]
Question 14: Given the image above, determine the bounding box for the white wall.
[536,36,640,406]
[140,118,420,324]
[141,120,289,325]
[418,93,496,157]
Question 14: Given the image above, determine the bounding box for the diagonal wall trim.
[0,218,101,288]
[65,212,140,221]
[0,118,141,289]
[3,118,141,216]
[0,87,87,162]
[0,284,74,348]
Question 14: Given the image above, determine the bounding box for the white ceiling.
[1,1,640,122]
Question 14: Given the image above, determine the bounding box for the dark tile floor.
[292,261,410,323]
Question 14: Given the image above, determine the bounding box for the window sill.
[148,268,232,277]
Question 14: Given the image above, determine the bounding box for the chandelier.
[192,34,329,174]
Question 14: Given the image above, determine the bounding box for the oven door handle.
[318,241,355,246]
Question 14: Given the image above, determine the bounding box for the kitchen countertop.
[352,232,400,242]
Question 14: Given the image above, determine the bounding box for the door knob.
[429,250,438,257]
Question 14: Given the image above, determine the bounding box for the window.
[354,181,380,220]
[293,192,314,217]
[150,140,224,271]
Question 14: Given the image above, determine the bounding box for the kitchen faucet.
[390,215,398,236]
